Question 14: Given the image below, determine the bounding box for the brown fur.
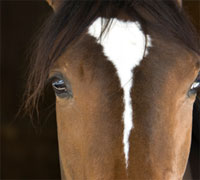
[52,35,127,179]
[46,0,62,11]
[26,0,200,179]
[128,31,199,179]
[49,25,200,179]
[24,0,200,114]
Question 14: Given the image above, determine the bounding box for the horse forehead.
[88,17,152,83]
[88,17,152,167]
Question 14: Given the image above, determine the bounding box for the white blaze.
[88,18,152,168]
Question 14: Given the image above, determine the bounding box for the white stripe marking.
[88,18,152,168]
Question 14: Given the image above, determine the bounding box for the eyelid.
[48,71,65,82]
[196,72,200,81]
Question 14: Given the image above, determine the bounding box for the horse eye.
[189,74,200,97]
[190,80,200,91]
[188,72,200,97]
[52,78,73,98]
[52,79,67,93]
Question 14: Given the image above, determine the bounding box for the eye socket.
[50,74,73,98]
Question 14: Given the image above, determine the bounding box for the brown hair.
[24,0,200,115]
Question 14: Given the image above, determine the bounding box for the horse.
[24,0,200,179]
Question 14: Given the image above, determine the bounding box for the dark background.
[1,0,199,179]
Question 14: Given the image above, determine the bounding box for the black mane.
[25,0,200,112]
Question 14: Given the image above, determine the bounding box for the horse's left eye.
[188,72,200,97]
[190,81,200,91]
[190,72,200,93]
[52,77,73,98]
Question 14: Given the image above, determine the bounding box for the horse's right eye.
[52,79,68,94]
[51,76,73,98]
